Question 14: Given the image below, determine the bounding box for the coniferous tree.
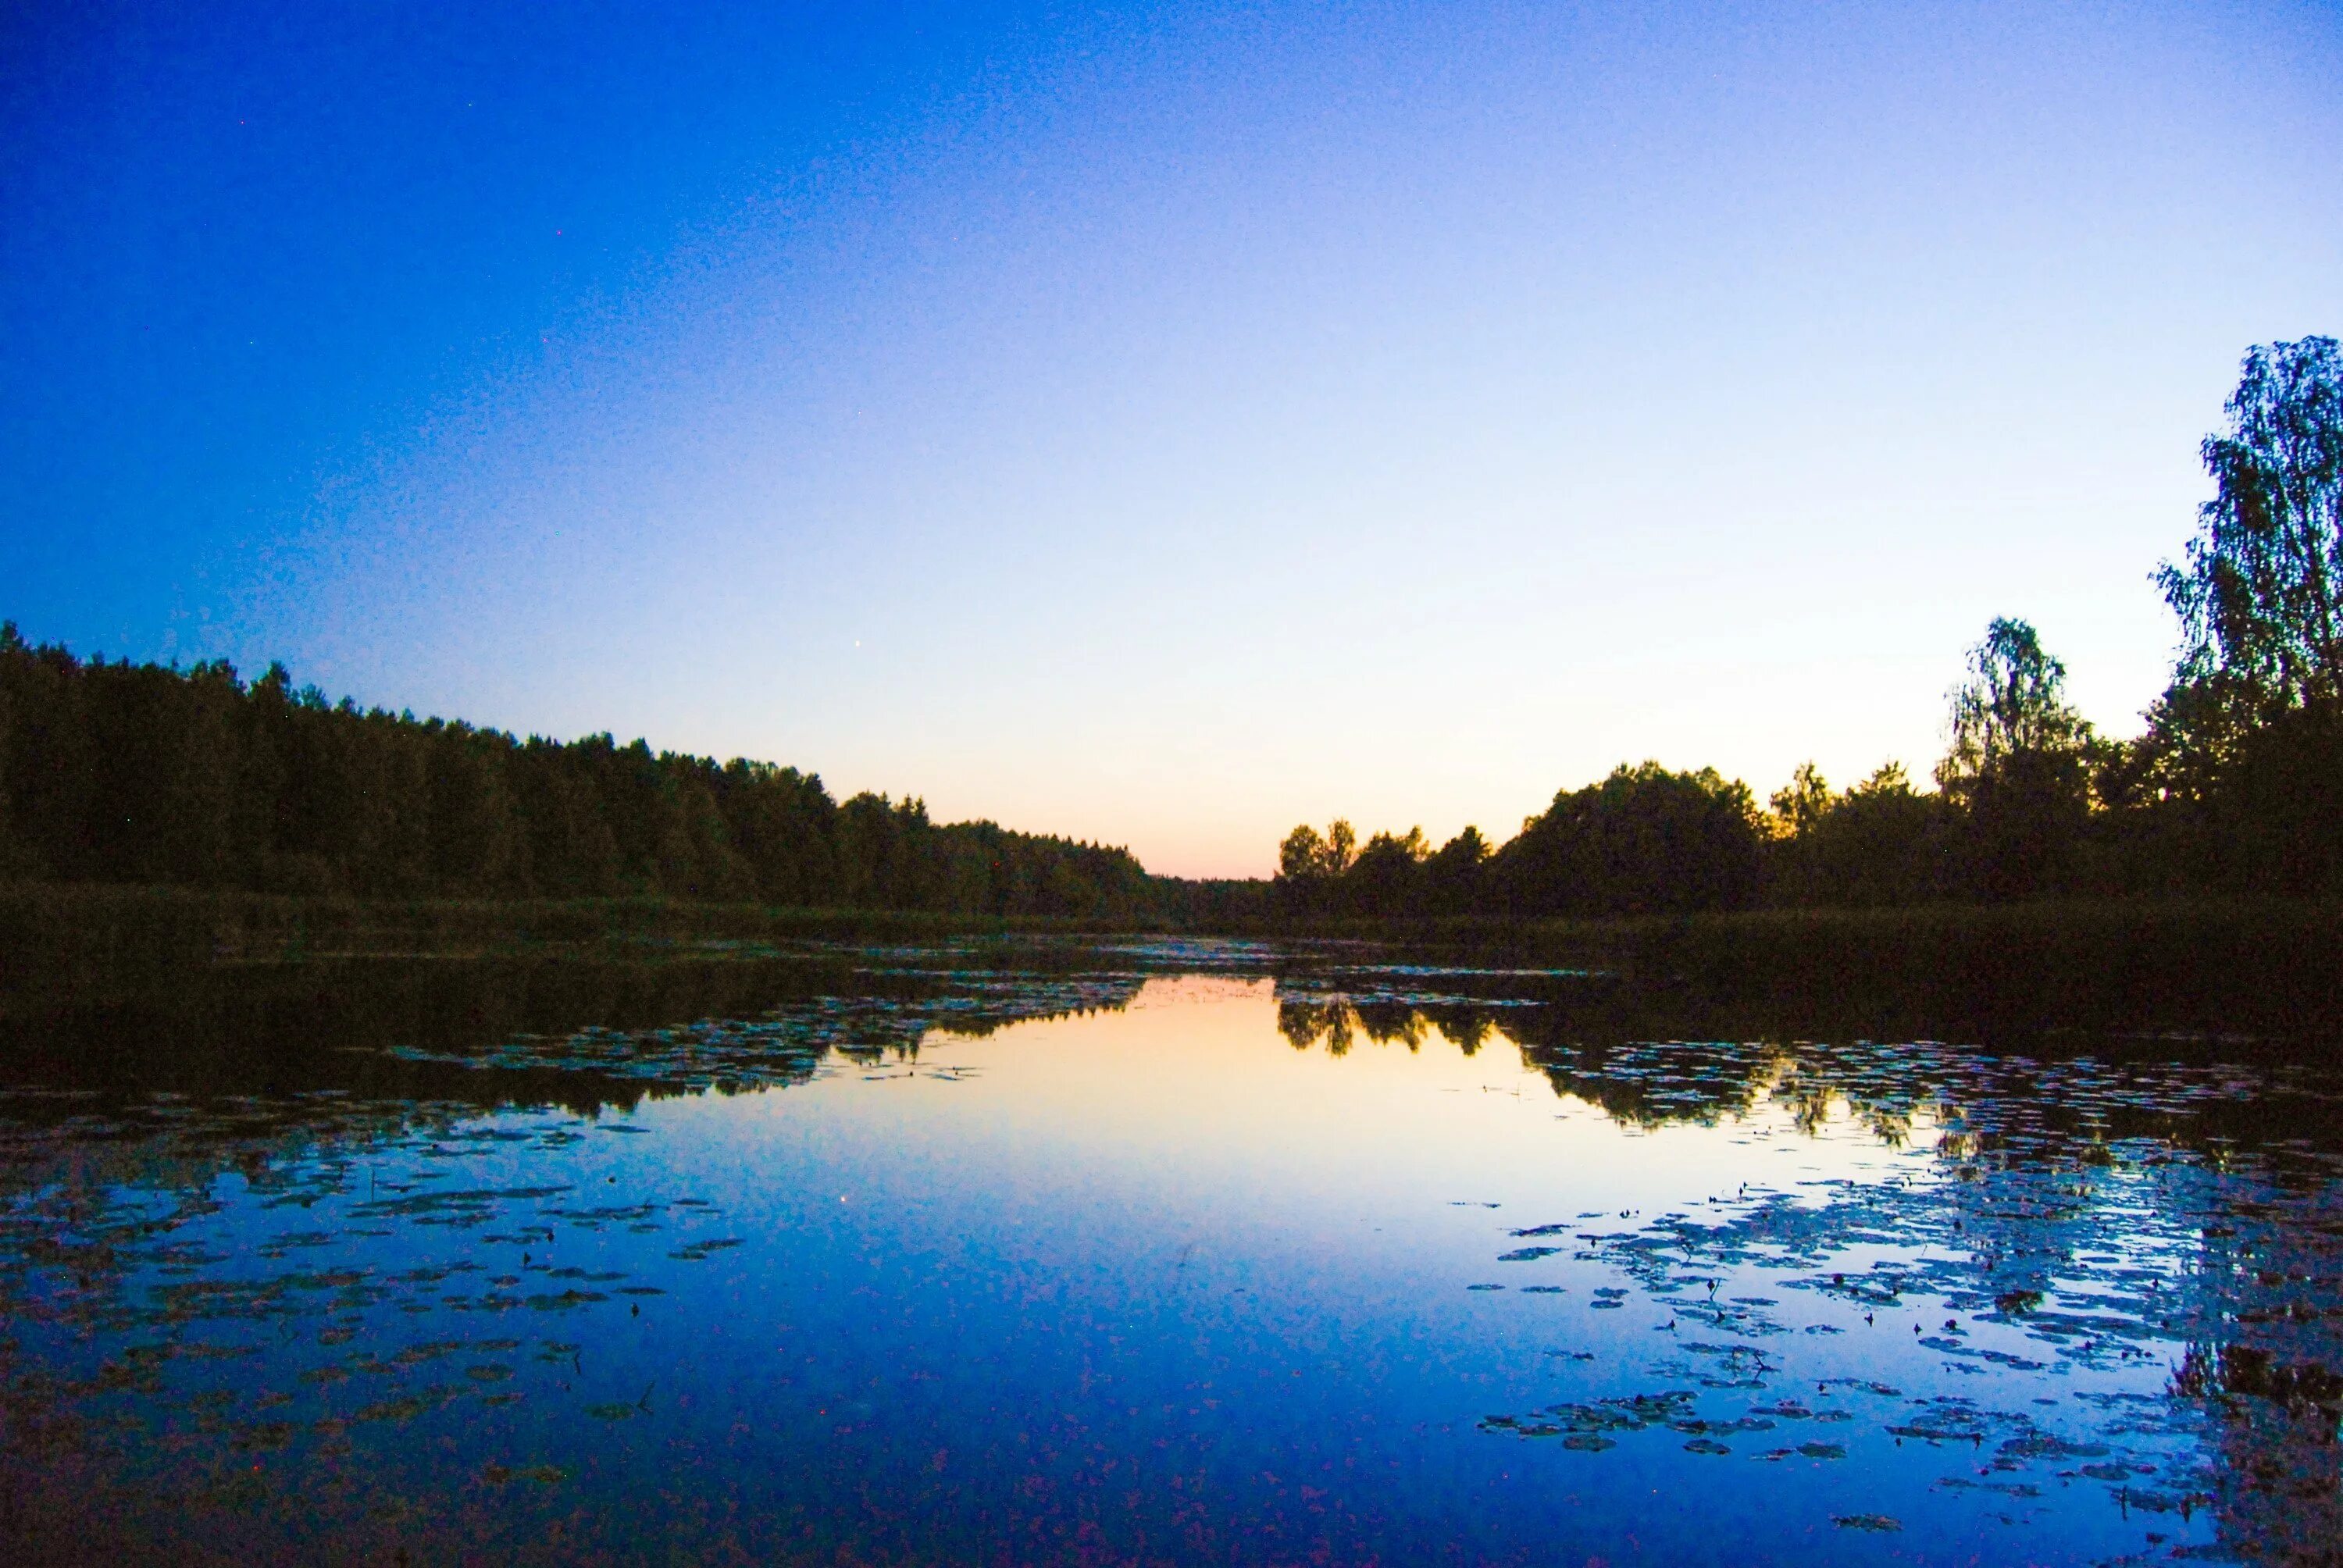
[0,628,1164,918]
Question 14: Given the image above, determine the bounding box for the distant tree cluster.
[0,638,1161,918]
[1278,764,1762,918]
[1277,336,2343,918]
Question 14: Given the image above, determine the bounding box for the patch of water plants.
[0,943,2336,1563]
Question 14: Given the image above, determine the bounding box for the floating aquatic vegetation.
[480,1461,565,1486]
[1460,1017,2343,1562]
[2,943,2339,1563]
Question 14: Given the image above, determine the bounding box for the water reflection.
[1278,970,2343,1563]
[0,945,2336,1563]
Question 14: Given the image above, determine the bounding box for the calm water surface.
[1,941,2338,1564]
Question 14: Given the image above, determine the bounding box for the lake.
[1,939,2337,1564]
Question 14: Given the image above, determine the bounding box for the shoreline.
[5,881,2338,1042]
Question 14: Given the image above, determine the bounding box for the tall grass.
[8,882,2338,1043]
[0,881,1162,1005]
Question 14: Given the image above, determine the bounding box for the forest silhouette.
[0,642,1159,918]
[4,336,2338,925]
[1278,336,2343,918]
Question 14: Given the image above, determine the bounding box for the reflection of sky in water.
[2,966,2338,1563]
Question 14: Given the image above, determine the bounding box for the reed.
[0,880,1162,1003]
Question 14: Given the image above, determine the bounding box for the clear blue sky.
[5,1,2338,875]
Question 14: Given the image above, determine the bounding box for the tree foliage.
[1500,762,1763,917]
[1931,618,2097,899]
[0,627,1160,918]
[1764,762,1951,907]
[1274,764,1764,919]
[2136,337,2343,892]
[1936,618,2092,791]
[2159,336,2343,712]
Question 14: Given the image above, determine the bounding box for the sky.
[4,0,2339,878]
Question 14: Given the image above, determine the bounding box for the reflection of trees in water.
[0,953,1149,1124]
[1272,977,2343,1155]
[1275,996,1495,1059]
[2174,1342,2342,1563]
[5,957,2341,1562]
[1275,985,1932,1136]
[0,957,1152,1306]
[0,955,1157,1542]
[2166,1200,2343,1566]
[1273,975,2343,1563]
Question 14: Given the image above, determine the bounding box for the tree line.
[0,638,1162,919]
[1277,336,2343,918]
[7,336,2334,925]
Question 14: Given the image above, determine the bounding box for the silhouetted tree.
[1273,818,1361,914]
[1935,618,2095,900]
[1343,826,1428,914]
[1320,819,1357,876]
[2160,336,2343,712]
[1939,618,2092,780]
[1277,824,1325,880]
[1767,762,1831,841]
[2145,337,2343,892]
[1764,761,1952,907]
[1422,826,1492,914]
[1498,761,1763,916]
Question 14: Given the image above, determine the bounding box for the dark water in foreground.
[2,941,2338,1565]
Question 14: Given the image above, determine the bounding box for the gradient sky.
[5,1,2339,876]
